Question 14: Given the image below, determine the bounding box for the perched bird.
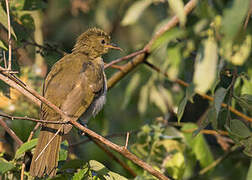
[29,28,121,177]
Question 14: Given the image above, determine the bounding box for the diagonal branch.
[143,61,252,122]
[107,0,198,89]
[0,63,170,180]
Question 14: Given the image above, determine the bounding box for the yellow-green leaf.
[0,40,7,50]
[193,38,218,93]
[168,0,186,27]
[121,0,152,26]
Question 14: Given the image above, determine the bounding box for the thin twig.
[0,72,41,106]
[105,49,147,68]
[69,131,138,147]
[89,136,137,177]
[124,132,130,149]
[143,61,252,122]
[107,0,198,89]
[199,145,238,175]
[3,51,7,68]
[35,126,63,161]
[0,117,23,146]
[0,73,170,179]
[70,120,170,180]
[0,112,68,124]
[5,0,12,70]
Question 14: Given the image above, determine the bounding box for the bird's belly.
[80,74,107,123]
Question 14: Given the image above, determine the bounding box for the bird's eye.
[101,39,106,44]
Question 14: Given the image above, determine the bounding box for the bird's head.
[73,28,121,59]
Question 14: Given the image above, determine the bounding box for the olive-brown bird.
[29,28,121,177]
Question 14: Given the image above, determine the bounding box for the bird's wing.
[41,54,105,133]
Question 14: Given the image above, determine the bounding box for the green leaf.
[235,94,252,112]
[228,119,251,139]
[177,83,195,123]
[0,158,15,174]
[89,160,128,180]
[121,0,152,26]
[177,97,187,124]
[150,86,167,114]
[59,140,68,161]
[15,138,38,159]
[9,0,25,10]
[166,45,182,80]
[151,28,185,51]
[182,123,214,168]
[246,159,252,180]
[23,0,47,10]
[0,40,7,50]
[193,108,213,136]
[241,136,252,157]
[213,87,227,117]
[221,0,250,41]
[185,83,196,103]
[138,83,149,115]
[193,38,218,93]
[60,159,86,171]
[122,73,141,108]
[168,0,186,26]
[0,5,17,39]
[72,165,89,180]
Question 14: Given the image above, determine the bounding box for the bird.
[29,28,121,177]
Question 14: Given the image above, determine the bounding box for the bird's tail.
[29,124,62,177]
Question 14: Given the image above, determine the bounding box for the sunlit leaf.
[89,160,128,180]
[193,38,218,93]
[166,45,182,80]
[15,138,37,159]
[59,140,68,161]
[150,86,167,114]
[122,73,141,108]
[0,40,7,50]
[168,0,186,26]
[151,28,185,51]
[0,158,15,174]
[121,0,152,26]
[138,84,149,115]
[229,35,251,65]
[182,123,214,168]
[72,165,89,180]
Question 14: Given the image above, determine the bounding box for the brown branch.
[0,71,41,106]
[143,61,252,122]
[105,49,147,68]
[69,131,138,147]
[107,0,198,89]
[0,112,67,124]
[70,120,170,180]
[0,67,170,180]
[0,117,23,146]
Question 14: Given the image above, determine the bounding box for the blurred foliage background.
[0,0,252,179]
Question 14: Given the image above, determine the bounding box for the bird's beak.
[105,43,123,51]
